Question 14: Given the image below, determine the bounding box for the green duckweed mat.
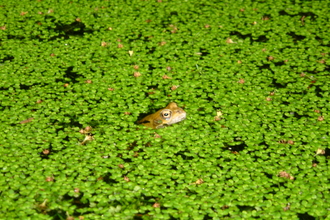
[0,0,329,219]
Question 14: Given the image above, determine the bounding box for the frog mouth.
[168,112,186,124]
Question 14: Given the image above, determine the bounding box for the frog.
[137,102,186,129]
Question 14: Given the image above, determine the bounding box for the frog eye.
[161,109,172,120]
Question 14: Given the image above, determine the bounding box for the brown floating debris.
[20,117,34,124]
